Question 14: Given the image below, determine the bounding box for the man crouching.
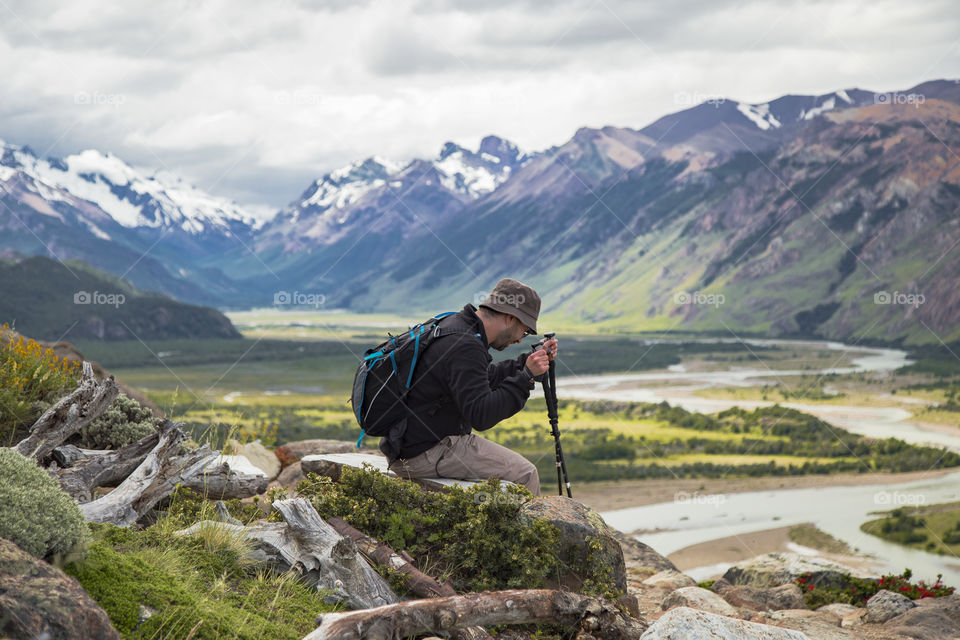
[381,278,557,494]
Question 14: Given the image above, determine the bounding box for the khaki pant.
[389,434,540,495]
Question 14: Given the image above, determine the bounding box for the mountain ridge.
[2,79,958,345]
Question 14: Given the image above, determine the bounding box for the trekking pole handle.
[532,332,556,353]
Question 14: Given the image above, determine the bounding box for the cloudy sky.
[1,0,958,212]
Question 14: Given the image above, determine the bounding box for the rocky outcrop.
[228,439,280,480]
[614,529,678,576]
[763,609,855,640]
[712,578,806,612]
[274,460,304,487]
[0,537,120,640]
[661,586,739,617]
[721,552,871,589]
[642,570,697,591]
[519,496,627,593]
[816,603,859,620]
[883,594,960,640]
[639,606,810,640]
[865,589,916,623]
[274,439,356,466]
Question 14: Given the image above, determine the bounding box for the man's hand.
[526,338,558,377]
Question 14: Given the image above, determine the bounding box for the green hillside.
[0,255,241,341]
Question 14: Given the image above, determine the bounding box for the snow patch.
[736,102,782,130]
[835,89,853,104]
[801,96,837,120]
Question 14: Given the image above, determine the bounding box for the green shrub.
[0,325,81,444]
[296,466,578,594]
[796,569,955,608]
[0,447,91,559]
[79,393,161,449]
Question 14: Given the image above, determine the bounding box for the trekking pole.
[535,332,572,498]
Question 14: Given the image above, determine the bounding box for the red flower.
[808,585,815,591]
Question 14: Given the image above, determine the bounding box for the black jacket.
[383,304,533,460]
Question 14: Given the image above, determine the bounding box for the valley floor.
[572,468,955,513]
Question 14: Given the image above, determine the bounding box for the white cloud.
[0,0,957,208]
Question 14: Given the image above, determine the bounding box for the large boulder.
[721,553,869,589]
[662,586,739,617]
[764,609,854,640]
[274,460,304,487]
[274,439,356,466]
[228,439,281,480]
[613,529,678,576]
[883,594,960,640]
[815,603,859,620]
[642,570,697,591]
[519,496,627,593]
[865,589,917,623]
[0,537,120,640]
[640,606,811,640]
[713,578,806,612]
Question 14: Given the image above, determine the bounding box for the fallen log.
[55,432,160,502]
[80,421,218,526]
[306,589,647,640]
[318,518,491,640]
[272,498,399,610]
[180,458,269,500]
[15,361,118,462]
[326,516,455,598]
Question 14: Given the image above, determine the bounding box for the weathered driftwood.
[51,444,102,467]
[326,517,491,640]
[55,432,160,502]
[327,516,455,598]
[180,459,268,500]
[306,589,648,640]
[15,361,118,461]
[80,421,218,525]
[272,498,399,610]
[175,500,400,610]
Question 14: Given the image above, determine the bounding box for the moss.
[80,393,160,449]
[0,447,90,559]
[294,466,620,595]
[66,524,339,640]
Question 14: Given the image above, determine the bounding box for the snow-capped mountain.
[637,88,879,155]
[262,135,530,249]
[0,141,262,238]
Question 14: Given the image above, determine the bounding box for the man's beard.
[489,328,512,351]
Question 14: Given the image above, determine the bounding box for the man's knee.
[513,458,540,495]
